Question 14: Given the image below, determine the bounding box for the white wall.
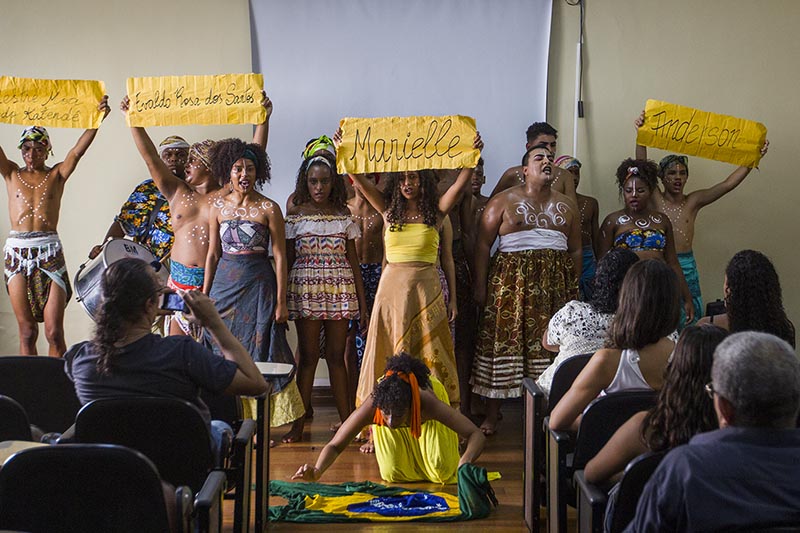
[0,0,253,353]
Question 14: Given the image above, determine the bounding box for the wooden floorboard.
[223,396,558,532]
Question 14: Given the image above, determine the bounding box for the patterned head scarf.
[658,154,689,176]
[158,135,190,156]
[554,155,582,170]
[302,135,335,159]
[190,140,215,170]
[17,126,53,155]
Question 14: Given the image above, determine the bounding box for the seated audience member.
[699,249,795,347]
[293,353,485,484]
[64,258,267,455]
[626,332,800,532]
[538,248,639,398]
[585,324,728,486]
[549,259,680,431]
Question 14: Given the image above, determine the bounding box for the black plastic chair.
[574,450,666,532]
[74,397,234,532]
[546,390,657,533]
[0,356,81,434]
[0,395,33,441]
[200,390,256,533]
[521,353,592,532]
[0,443,221,533]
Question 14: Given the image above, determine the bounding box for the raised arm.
[59,95,111,181]
[634,109,648,160]
[252,91,272,150]
[120,96,183,202]
[0,143,19,178]
[292,398,376,481]
[690,140,769,209]
[438,133,483,215]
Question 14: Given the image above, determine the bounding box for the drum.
[74,239,168,322]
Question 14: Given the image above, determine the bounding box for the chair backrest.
[74,396,215,492]
[0,395,33,441]
[547,353,593,414]
[200,389,243,427]
[608,450,667,533]
[0,444,171,533]
[572,390,657,470]
[0,356,82,433]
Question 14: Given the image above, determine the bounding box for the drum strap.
[146,197,167,236]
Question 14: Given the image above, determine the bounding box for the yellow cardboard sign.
[336,115,479,174]
[637,99,767,168]
[0,77,106,129]
[126,73,265,127]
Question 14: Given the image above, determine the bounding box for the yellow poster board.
[126,73,265,127]
[0,77,106,129]
[336,115,479,174]
[637,99,767,168]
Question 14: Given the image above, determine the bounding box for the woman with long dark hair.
[700,249,795,347]
[65,258,267,454]
[584,324,728,484]
[549,259,681,431]
[537,248,640,397]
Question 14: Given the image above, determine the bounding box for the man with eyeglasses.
[626,331,800,532]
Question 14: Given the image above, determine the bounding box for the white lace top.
[536,300,612,397]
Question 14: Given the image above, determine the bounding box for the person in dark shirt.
[626,331,800,532]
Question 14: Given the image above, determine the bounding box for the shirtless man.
[555,155,599,300]
[634,111,770,323]
[346,173,384,410]
[471,143,581,434]
[490,122,577,204]
[471,157,489,219]
[1,96,111,356]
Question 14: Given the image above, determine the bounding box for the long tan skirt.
[471,248,578,399]
[356,263,459,406]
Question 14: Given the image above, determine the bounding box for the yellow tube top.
[384,223,440,264]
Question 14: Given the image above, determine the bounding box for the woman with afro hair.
[336,129,483,434]
[292,353,485,484]
[598,157,694,324]
[282,150,367,443]
[203,138,305,433]
[699,249,795,347]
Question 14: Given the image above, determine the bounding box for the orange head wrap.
[373,370,422,438]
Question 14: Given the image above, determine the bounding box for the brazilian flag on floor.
[269,463,499,522]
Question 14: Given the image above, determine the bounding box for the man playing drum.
[1,96,111,356]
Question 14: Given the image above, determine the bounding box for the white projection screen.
[249,0,552,206]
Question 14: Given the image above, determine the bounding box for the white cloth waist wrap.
[497,228,568,252]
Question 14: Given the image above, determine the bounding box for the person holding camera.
[64,257,268,455]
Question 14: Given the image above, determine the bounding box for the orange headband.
[373,370,422,438]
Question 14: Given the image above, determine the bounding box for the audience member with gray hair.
[626,331,800,532]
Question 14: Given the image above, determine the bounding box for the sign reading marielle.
[637,99,767,168]
[0,77,106,129]
[126,73,265,127]
[336,115,479,174]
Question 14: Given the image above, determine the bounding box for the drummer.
[89,135,191,262]
[1,97,111,357]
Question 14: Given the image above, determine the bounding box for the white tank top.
[603,348,652,394]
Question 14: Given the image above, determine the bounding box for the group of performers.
[1,94,769,479]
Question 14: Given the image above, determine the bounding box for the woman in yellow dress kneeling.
[293,353,485,484]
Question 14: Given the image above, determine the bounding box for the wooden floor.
[223,395,540,532]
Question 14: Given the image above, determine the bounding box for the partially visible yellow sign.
[126,73,265,127]
[637,99,766,168]
[336,115,479,174]
[0,77,106,129]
